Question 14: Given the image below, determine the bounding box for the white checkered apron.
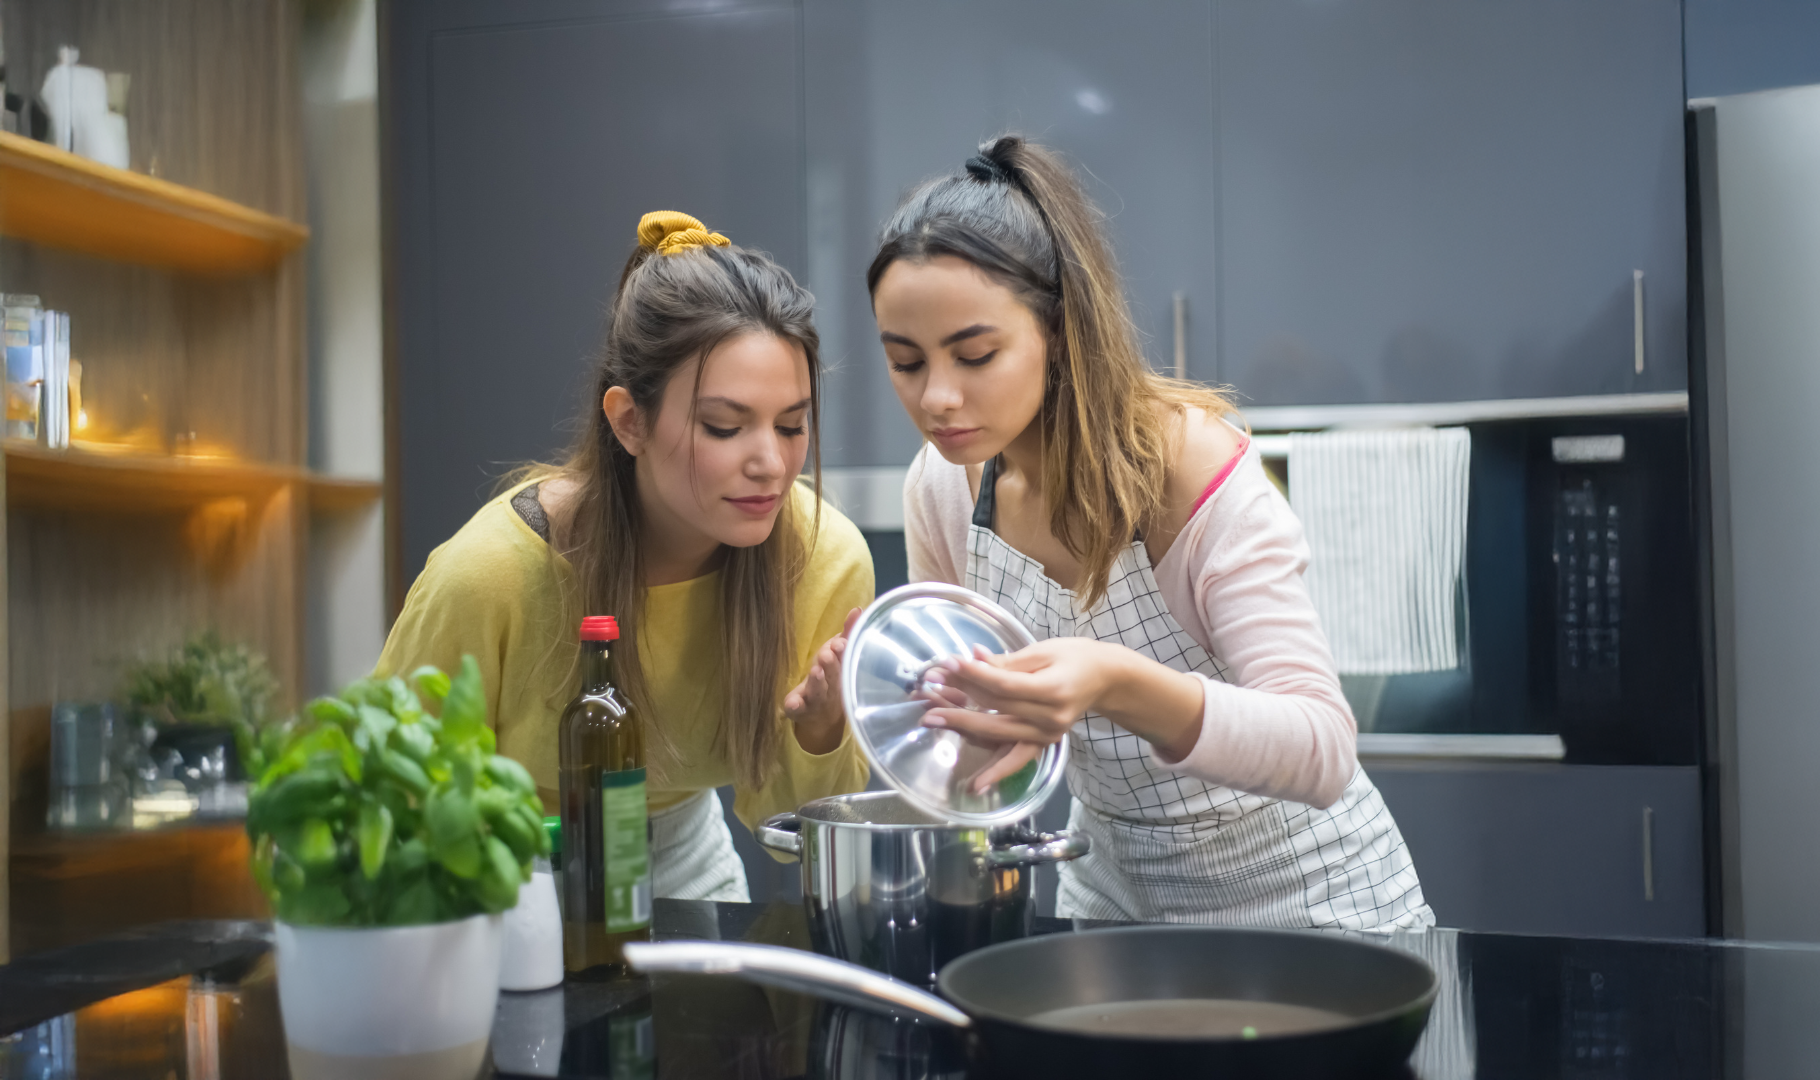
[650,789,749,903]
[965,460,1432,930]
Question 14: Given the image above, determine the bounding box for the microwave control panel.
[1556,476,1622,703]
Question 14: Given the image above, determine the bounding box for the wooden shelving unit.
[4,441,382,515]
[0,0,382,961]
[0,131,309,275]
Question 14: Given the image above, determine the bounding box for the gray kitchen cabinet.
[1028,763,1705,932]
[1215,0,1687,406]
[1369,763,1704,937]
[804,0,1218,468]
[385,0,805,582]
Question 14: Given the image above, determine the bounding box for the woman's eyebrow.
[698,396,753,416]
[939,324,995,347]
[698,395,812,414]
[879,324,997,348]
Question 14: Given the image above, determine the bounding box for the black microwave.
[1360,414,1702,766]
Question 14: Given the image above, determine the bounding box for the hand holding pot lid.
[920,636,1124,760]
[840,583,1068,825]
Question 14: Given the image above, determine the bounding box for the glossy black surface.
[4,900,1820,1078]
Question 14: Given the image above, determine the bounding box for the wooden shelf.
[0,131,308,274]
[307,475,385,513]
[4,442,381,515]
[10,820,266,956]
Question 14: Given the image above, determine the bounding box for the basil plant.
[246,657,550,926]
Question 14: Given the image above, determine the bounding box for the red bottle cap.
[579,616,619,641]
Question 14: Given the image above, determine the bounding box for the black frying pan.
[626,925,1436,1080]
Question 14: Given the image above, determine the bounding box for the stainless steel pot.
[758,790,1087,986]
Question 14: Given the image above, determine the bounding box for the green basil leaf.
[251,834,278,898]
[379,751,432,797]
[440,656,487,747]
[391,723,434,764]
[385,878,440,926]
[436,833,482,880]
[411,665,451,705]
[392,837,430,875]
[480,792,536,862]
[304,696,358,726]
[281,882,352,926]
[338,739,364,784]
[378,785,415,832]
[357,801,394,880]
[450,751,478,795]
[274,850,306,894]
[296,818,338,869]
[269,725,360,787]
[484,756,537,795]
[250,767,344,833]
[426,788,482,878]
[356,705,398,752]
[512,802,553,857]
[338,677,390,709]
[477,835,524,912]
[385,676,424,724]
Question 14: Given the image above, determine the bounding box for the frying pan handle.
[988,829,1090,867]
[756,812,803,855]
[622,940,972,1029]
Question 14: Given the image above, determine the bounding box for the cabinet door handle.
[1633,270,1645,375]
[1642,805,1655,902]
[1172,292,1187,379]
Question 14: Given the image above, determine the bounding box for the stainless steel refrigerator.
[1690,83,1820,944]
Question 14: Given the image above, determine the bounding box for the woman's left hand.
[783,607,863,753]
[922,638,1126,744]
[924,637,1205,769]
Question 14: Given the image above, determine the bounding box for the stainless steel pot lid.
[839,583,1068,826]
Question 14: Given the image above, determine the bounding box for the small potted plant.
[124,630,278,793]
[246,656,549,1080]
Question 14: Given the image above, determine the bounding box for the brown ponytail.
[869,135,1233,607]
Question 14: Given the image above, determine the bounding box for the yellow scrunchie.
[637,210,731,256]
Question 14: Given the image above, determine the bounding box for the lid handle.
[756,812,802,855]
[987,829,1090,867]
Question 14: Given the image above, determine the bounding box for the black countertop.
[3,900,1819,1078]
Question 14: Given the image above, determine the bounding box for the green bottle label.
[610,1010,655,1079]
[601,767,651,932]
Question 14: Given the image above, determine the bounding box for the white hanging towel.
[1288,427,1471,675]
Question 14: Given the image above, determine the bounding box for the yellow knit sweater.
[375,480,875,833]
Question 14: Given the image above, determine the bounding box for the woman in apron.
[873,139,1433,930]
[378,212,873,902]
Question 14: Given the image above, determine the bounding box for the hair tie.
[964,154,1013,186]
[637,210,731,256]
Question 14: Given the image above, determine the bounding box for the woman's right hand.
[783,607,863,753]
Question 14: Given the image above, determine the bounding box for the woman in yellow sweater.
[377,212,874,902]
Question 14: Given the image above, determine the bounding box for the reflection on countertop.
[5,900,1820,1078]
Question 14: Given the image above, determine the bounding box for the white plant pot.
[275,914,503,1080]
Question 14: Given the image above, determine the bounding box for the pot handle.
[623,940,972,1029]
[756,812,803,856]
[987,829,1090,867]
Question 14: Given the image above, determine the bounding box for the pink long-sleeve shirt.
[903,439,1358,809]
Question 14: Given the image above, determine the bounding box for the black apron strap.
[971,456,1000,531]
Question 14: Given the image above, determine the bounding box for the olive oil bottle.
[557,615,651,976]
